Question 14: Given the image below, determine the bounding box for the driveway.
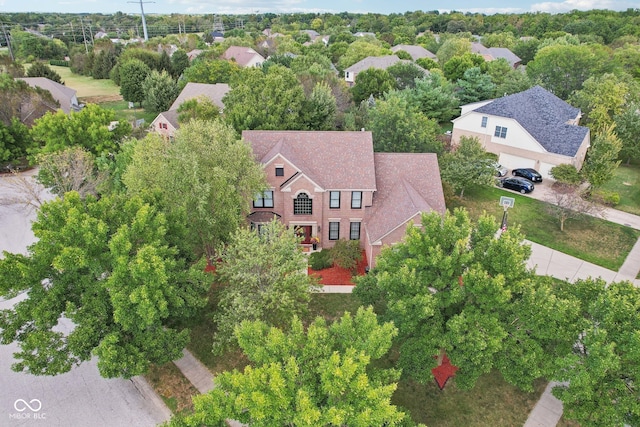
[0,172,170,426]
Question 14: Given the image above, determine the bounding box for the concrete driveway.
[0,172,170,426]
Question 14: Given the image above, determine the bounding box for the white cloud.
[530,0,627,13]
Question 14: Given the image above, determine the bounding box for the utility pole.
[79,17,89,53]
[128,0,154,41]
[1,22,14,61]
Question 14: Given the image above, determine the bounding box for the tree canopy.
[0,192,210,378]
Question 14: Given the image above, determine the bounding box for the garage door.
[498,153,536,170]
[538,162,556,180]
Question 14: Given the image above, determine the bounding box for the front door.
[294,225,312,244]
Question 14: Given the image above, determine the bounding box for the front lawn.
[49,65,121,99]
[451,186,640,271]
[600,164,640,216]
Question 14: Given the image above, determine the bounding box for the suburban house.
[186,49,203,61]
[391,44,437,61]
[242,130,446,268]
[18,77,82,114]
[222,46,265,68]
[451,85,590,179]
[344,55,401,86]
[151,82,230,137]
[471,42,522,68]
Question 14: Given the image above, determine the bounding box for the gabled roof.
[18,77,78,114]
[345,55,401,74]
[473,85,589,157]
[487,47,521,67]
[365,153,446,243]
[391,44,436,60]
[222,46,265,67]
[242,130,377,191]
[152,109,179,129]
[169,82,230,111]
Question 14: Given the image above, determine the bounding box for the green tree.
[118,59,151,106]
[337,39,391,70]
[177,308,407,427]
[354,209,577,391]
[552,278,640,427]
[36,146,106,198]
[301,82,337,130]
[351,68,396,104]
[177,97,220,124]
[494,68,534,97]
[367,94,442,153]
[142,69,179,113]
[443,52,485,81]
[581,126,622,191]
[182,58,242,84]
[170,49,190,78]
[0,118,33,162]
[456,67,496,104]
[212,220,319,352]
[223,65,306,132]
[482,32,517,49]
[26,62,63,84]
[435,37,471,65]
[0,192,209,378]
[440,136,495,197]
[123,120,266,259]
[526,44,611,100]
[386,61,426,90]
[614,102,640,164]
[30,104,131,157]
[569,73,631,133]
[401,71,459,122]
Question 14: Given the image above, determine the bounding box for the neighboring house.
[344,55,401,86]
[187,49,203,61]
[242,130,446,268]
[151,82,230,137]
[301,29,320,41]
[18,77,81,114]
[222,46,265,68]
[471,42,522,68]
[354,32,376,38]
[391,44,437,61]
[451,85,590,179]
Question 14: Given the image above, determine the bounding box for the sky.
[0,0,637,16]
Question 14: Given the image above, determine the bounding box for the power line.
[127,0,154,41]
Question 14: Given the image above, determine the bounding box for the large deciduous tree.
[223,65,306,132]
[0,192,210,378]
[354,209,577,390]
[401,71,459,122]
[212,220,319,353]
[581,126,622,191]
[123,119,266,259]
[142,69,179,113]
[176,307,408,427]
[118,59,151,106]
[439,136,495,198]
[29,103,131,157]
[36,146,106,199]
[552,278,640,427]
[351,68,396,104]
[456,67,496,105]
[614,102,640,164]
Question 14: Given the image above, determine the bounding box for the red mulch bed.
[432,353,459,390]
[308,250,368,286]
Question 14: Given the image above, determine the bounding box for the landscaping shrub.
[550,163,582,185]
[50,59,70,67]
[330,239,362,273]
[309,249,333,270]
[590,189,620,206]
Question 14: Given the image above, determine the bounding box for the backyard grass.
[451,186,640,271]
[99,99,157,126]
[600,164,640,216]
[145,361,198,414]
[48,65,121,99]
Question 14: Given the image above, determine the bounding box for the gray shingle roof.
[242,130,377,190]
[365,153,446,243]
[168,82,230,111]
[18,77,78,114]
[345,55,401,74]
[474,86,589,157]
[487,47,521,67]
[391,45,437,60]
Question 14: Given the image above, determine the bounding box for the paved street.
[0,172,170,427]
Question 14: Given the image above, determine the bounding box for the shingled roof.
[391,44,437,61]
[365,153,446,243]
[473,86,589,157]
[168,82,230,111]
[242,130,377,190]
[345,55,402,74]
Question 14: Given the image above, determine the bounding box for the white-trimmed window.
[481,116,488,128]
[330,191,340,209]
[351,191,362,209]
[275,167,284,176]
[329,221,340,240]
[350,222,361,240]
[253,190,274,208]
[494,126,507,138]
[294,192,312,215]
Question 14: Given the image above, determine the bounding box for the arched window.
[294,192,312,215]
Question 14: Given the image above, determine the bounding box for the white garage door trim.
[498,153,536,170]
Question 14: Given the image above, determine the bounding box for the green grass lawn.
[600,164,640,216]
[451,186,640,271]
[99,99,157,125]
[49,65,121,99]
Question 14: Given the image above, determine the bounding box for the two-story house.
[243,130,446,267]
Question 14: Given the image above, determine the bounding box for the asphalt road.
[0,172,170,427]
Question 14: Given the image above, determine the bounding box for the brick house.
[243,130,446,268]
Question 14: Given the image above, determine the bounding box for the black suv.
[512,168,542,182]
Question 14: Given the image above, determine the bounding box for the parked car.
[512,168,542,182]
[499,177,535,194]
[493,162,508,177]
